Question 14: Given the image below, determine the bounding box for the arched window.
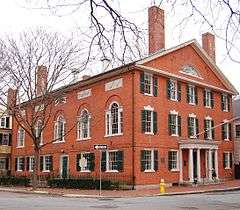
[35,120,43,145]
[54,115,65,142]
[106,102,123,136]
[77,109,90,140]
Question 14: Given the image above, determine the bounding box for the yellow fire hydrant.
[159,179,166,194]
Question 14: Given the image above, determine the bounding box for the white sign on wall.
[77,89,92,100]
[105,78,123,91]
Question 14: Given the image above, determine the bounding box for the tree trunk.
[32,147,40,190]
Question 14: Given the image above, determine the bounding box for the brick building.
[10,6,238,188]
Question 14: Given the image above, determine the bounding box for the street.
[0,191,240,210]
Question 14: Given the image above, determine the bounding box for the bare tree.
[0,29,83,189]
[22,0,146,69]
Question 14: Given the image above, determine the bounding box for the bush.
[0,176,30,187]
[47,178,120,190]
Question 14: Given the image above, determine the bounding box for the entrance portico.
[179,139,219,183]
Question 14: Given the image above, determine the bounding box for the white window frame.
[168,150,179,171]
[2,133,10,146]
[0,117,9,128]
[189,114,197,139]
[143,72,153,96]
[223,120,230,141]
[143,149,155,172]
[205,116,213,140]
[43,155,52,172]
[106,150,119,172]
[29,156,34,172]
[170,110,179,137]
[79,152,91,172]
[35,120,43,145]
[54,116,65,143]
[169,80,178,101]
[105,102,123,137]
[205,89,211,108]
[224,152,231,169]
[77,109,91,140]
[144,106,154,135]
[222,94,228,112]
[17,127,25,148]
[17,157,24,172]
[188,85,196,105]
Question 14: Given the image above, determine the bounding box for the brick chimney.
[36,65,48,96]
[148,6,165,54]
[202,32,216,62]
[7,88,17,111]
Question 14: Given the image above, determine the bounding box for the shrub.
[0,176,30,187]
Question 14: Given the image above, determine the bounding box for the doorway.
[60,155,69,179]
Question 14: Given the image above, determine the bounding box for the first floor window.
[27,156,34,172]
[0,158,6,170]
[141,109,157,134]
[223,152,232,169]
[204,119,214,140]
[236,125,240,138]
[188,117,198,138]
[16,157,25,171]
[168,151,178,171]
[40,155,53,172]
[169,113,181,136]
[76,152,95,172]
[101,150,123,172]
[140,149,158,172]
[17,127,25,147]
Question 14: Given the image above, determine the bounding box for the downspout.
[131,70,135,190]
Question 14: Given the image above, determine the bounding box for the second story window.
[204,118,215,140]
[187,85,198,105]
[140,72,158,96]
[106,102,123,136]
[222,122,232,141]
[168,111,181,136]
[204,89,214,108]
[17,127,25,147]
[54,116,65,142]
[0,117,10,129]
[35,120,43,145]
[167,80,181,101]
[188,115,199,138]
[141,106,157,134]
[236,125,240,138]
[77,109,91,140]
[221,94,230,112]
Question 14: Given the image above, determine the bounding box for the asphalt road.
[0,191,240,210]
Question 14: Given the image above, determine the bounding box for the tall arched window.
[54,115,65,142]
[106,102,123,136]
[35,120,43,145]
[77,109,90,140]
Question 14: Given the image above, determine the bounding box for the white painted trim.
[170,110,178,115]
[144,105,154,111]
[205,116,212,120]
[189,113,196,118]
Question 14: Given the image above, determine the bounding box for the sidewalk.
[0,179,240,198]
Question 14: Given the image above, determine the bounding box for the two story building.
[10,6,238,188]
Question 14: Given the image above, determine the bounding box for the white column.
[189,149,194,183]
[197,149,201,182]
[214,149,219,180]
[179,149,183,183]
[208,149,213,181]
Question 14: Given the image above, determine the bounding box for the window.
[180,65,201,78]
[40,155,53,172]
[222,122,231,141]
[17,128,25,147]
[55,96,67,106]
[221,94,230,112]
[0,133,10,146]
[187,85,197,105]
[223,152,232,169]
[0,117,10,128]
[101,150,123,172]
[16,157,24,171]
[35,120,43,145]
[140,149,158,172]
[54,116,65,142]
[140,72,158,96]
[188,116,199,138]
[141,107,157,134]
[204,89,214,108]
[236,125,240,138]
[168,151,178,171]
[76,152,95,172]
[0,158,6,170]
[204,118,215,140]
[105,102,123,136]
[167,80,181,101]
[168,112,181,136]
[77,109,90,140]
[27,156,34,172]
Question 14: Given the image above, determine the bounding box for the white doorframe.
[60,155,69,178]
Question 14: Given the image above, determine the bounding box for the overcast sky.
[0,0,239,93]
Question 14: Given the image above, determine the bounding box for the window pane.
[108,151,118,171]
[144,74,152,94]
[144,150,152,170]
[170,81,177,100]
[111,103,119,134]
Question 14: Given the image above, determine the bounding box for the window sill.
[224,167,231,170]
[53,140,65,144]
[106,170,119,173]
[224,139,230,142]
[144,132,154,135]
[170,98,178,102]
[205,106,212,109]
[42,170,50,173]
[189,102,196,106]
[16,170,23,172]
[105,133,123,138]
[144,169,155,173]
[77,137,91,141]
[16,146,24,148]
[189,136,197,139]
[170,169,179,172]
[171,134,179,137]
[80,170,91,173]
[223,110,229,112]
[144,93,153,97]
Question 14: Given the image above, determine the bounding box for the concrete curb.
[0,186,239,198]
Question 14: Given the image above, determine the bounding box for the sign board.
[94,144,107,150]
[79,157,87,168]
